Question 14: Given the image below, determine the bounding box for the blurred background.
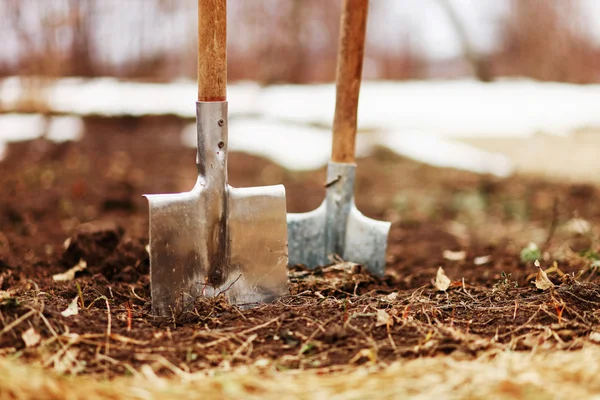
[1,0,598,83]
[1,0,600,182]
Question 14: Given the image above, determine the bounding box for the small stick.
[126,301,132,332]
[76,282,85,308]
[387,327,397,350]
[402,305,411,321]
[462,277,476,301]
[100,296,112,356]
[230,333,257,361]
[129,286,144,301]
[0,310,35,338]
[217,273,242,296]
[541,197,559,252]
[196,316,279,349]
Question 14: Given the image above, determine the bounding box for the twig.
[197,316,280,349]
[461,278,476,301]
[0,309,36,338]
[96,354,140,377]
[134,354,190,380]
[387,328,397,351]
[229,333,257,361]
[43,334,80,368]
[126,301,132,332]
[102,296,111,356]
[542,197,559,252]
[561,289,600,306]
[217,274,243,296]
[76,282,85,308]
[231,306,248,321]
[130,286,145,301]
[0,310,16,339]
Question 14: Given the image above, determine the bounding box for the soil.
[1,115,600,378]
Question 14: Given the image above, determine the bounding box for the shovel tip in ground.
[287,199,391,277]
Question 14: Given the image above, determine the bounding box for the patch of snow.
[258,79,600,138]
[0,114,46,142]
[377,131,514,177]
[47,116,84,142]
[181,119,513,176]
[5,77,600,175]
[0,113,84,161]
[182,119,332,171]
[0,77,261,118]
[4,77,600,140]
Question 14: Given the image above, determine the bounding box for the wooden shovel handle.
[198,0,227,102]
[331,0,369,163]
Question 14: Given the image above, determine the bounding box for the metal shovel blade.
[145,102,288,317]
[287,162,390,277]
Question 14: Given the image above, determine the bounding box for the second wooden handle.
[198,0,227,102]
[331,0,369,163]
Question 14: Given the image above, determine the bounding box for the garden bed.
[1,115,600,397]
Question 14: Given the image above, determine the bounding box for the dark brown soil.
[1,115,600,377]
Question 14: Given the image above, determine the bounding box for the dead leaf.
[349,348,377,364]
[566,218,591,235]
[435,267,451,291]
[21,327,41,347]
[443,250,466,261]
[53,260,87,282]
[61,296,79,317]
[474,255,492,265]
[535,267,554,291]
[386,292,398,301]
[376,309,393,327]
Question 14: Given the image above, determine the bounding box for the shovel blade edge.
[226,184,289,305]
[287,201,327,268]
[145,190,207,317]
[344,206,391,277]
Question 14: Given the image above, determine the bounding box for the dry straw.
[2,346,600,400]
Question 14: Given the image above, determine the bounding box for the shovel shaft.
[198,0,227,102]
[331,0,369,164]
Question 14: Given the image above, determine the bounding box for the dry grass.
[2,346,600,399]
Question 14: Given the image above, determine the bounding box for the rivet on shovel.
[144,0,289,317]
[287,0,390,276]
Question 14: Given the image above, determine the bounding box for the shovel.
[145,0,289,317]
[287,0,390,277]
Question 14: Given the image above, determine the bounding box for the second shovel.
[287,0,390,277]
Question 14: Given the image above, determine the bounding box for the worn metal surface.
[145,102,288,317]
[287,161,390,277]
